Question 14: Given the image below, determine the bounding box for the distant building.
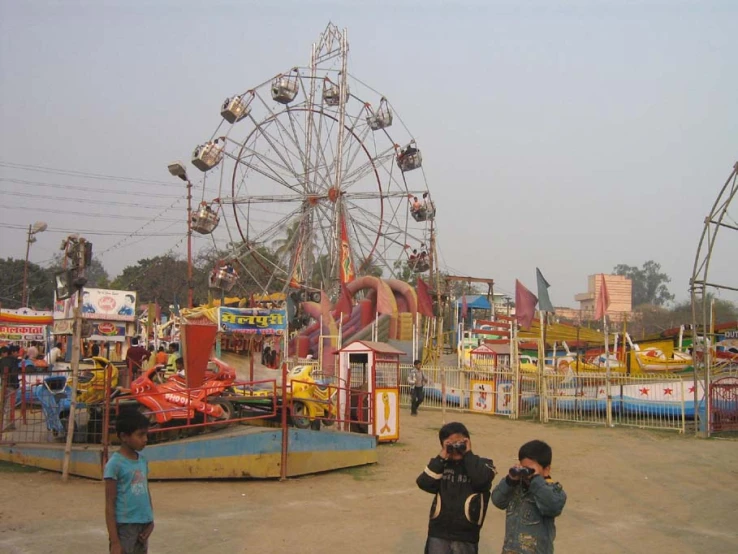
[574,274,632,321]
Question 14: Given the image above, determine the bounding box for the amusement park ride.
[177,22,440,321]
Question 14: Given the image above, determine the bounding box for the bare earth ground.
[1,407,737,554]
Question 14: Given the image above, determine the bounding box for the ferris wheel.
[187,23,435,295]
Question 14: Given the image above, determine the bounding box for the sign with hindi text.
[218,307,287,335]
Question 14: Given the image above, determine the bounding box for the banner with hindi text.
[218,307,287,335]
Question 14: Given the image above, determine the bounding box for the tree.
[194,245,283,298]
[613,260,675,307]
[48,254,110,289]
[111,255,196,306]
[0,258,56,310]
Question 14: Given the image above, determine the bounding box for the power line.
[3,204,182,222]
[0,188,177,209]
[98,199,187,255]
[0,161,182,188]
[0,178,183,199]
[0,223,183,237]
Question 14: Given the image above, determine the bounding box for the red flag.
[594,273,611,320]
[288,237,303,289]
[461,294,468,322]
[336,282,354,316]
[339,210,356,284]
[416,277,434,317]
[515,279,538,330]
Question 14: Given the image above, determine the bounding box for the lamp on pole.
[168,162,193,308]
[22,221,48,307]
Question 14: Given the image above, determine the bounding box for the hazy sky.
[1,0,736,307]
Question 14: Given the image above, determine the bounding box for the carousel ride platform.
[0,424,378,480]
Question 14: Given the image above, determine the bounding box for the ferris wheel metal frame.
[689,159,738,437]
[188,23,436,297]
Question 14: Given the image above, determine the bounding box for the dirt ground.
[1,408,737,554]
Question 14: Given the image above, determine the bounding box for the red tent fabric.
[416,277,434,317]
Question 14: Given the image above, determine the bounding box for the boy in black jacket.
[416,422,497,554]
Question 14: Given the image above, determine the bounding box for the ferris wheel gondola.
[191,201,221,235]
[185,23,438,294]
[209,261,239,292]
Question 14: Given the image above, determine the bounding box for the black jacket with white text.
[416,452,496,543]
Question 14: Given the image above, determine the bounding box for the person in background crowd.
[91,342,101,357]
[27,342,39,361]
[166,343,179,370]
[408,359,427,416]
[48,342,63,369]
[126,338,150,380]
[154,346,168,367]
[146,345,156,369]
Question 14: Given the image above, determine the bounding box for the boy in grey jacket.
[491,440,566,554]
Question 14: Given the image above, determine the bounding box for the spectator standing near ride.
[416,422,497,554]
[491,440,566,554]
[408,359,427,416]
[166,343,179,370]
[26,342,39,362]
[126,338,150,379]
[47,342,63,368]
[0,346,20,431]
[154,346,168,367]
[105,409,154,554]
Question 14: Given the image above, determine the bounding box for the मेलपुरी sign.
[218,307,287,335]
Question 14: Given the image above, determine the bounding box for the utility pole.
[22,222,47,307]
[168,162,194,308]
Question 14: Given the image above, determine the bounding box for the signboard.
[0,324,45,341]
[54,288,137,322]
[218,307,287,335]
[89,322,128,342]
[53,319,74,335]
[470,380,495,414]
[374,389,399,441]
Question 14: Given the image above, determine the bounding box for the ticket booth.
[337,340,403,443]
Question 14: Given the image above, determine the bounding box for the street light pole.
[168,162,194,308]
[22,221,47,307]
[186,177,193,308]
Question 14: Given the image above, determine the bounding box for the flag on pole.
[515,279,538,330]
[288,238,303,289]
[416,277,434,317]
[339,209,356,284]
[336,282,354,316]
[536,268,555,313]
[461,294,468,322]
[594,273,611,320]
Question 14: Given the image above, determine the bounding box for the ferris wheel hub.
[327,187,341,203]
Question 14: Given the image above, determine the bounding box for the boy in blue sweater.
[491,440,566,554]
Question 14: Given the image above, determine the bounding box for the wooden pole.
[604,314,613,427]
[61,287,83,481]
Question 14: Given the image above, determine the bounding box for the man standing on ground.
[48,342,63,369]
[126,338,150,380]
[409,359,427,416]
